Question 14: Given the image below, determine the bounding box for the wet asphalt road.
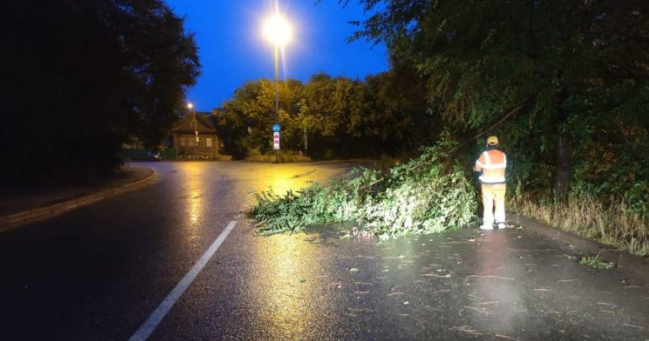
[0,161,648,341]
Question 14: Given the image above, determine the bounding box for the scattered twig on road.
[495,334,521,341]
[450,326,484,336]
[414,317,426,326]
[390,284,405,291]
[557,278,577,283]
[622,324,645,330]
[477,301,499,306]
[348,308,374,312]
[388,292,406,297]
[533,288,554,292]
[464,305,492,316]
[421,273,452,278]
[465,275,515,282]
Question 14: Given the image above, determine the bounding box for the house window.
[180,136,186,146]
[195,137,203,147]
[206,138,213,147]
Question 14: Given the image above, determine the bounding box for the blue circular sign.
[272,124,281,132]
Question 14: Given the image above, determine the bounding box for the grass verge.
[510,194,649,256]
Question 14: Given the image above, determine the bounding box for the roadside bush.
[245,149,311,163]
[251,141,477,239]
[215,154,233,161]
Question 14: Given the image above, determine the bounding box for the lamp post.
[187,102,199,160]
[187,102,198,145]
[263,7,291,161]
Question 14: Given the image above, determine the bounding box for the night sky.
[165,0,389,112]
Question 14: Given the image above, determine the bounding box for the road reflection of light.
[470,232,521,333]
[180,163,205,229]
[251,234,319,339]
[188,191,201,227]
[263,167,311,196]
[250,166,322,196]
[270,175,297,196]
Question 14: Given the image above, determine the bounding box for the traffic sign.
[273,132,280,150]
[272,124,281,133]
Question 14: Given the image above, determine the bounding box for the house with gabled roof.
[170,112,220,160]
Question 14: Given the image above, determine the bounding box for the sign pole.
[273,124,281,154]
[274,44,280,162]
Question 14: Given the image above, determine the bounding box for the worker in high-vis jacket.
[473,136,508,230]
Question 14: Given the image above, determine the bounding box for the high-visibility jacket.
[474,149,507,184]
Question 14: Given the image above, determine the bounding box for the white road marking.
[127,220,238,341]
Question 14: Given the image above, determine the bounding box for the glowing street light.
[263,5,292,158]
[263,14,292,47]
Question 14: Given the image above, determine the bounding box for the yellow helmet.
[486,136,499,146]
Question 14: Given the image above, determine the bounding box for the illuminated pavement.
[0,161,647,341]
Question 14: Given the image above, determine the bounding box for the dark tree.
[1,0,200,185]
[341,0,649,199]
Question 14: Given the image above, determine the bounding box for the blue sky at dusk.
[165,0,389,112]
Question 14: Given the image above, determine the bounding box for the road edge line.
[127,220,238,341]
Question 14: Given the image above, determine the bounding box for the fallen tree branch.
[359,100,530,191]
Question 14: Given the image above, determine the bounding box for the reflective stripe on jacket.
[474,149,507,184]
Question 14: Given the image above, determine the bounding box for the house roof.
[171,112,217,134]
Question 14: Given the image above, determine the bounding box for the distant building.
[170,112,220,160]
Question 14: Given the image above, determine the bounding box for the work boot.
[480,224,493,230]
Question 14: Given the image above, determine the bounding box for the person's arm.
[473,153,485,172]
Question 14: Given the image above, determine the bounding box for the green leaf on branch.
[250,140,478,238]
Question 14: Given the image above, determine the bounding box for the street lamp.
[263,6,292,161]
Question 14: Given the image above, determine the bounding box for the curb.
[0,168,158,233]
[511,214,649,284]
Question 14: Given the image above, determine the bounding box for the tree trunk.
[552,67,572,199]
[553,135,572,198]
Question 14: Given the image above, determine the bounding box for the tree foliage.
[216,68,437,159]
[342,0,649,201]
[1,0,199,184]
[252,140,476,238]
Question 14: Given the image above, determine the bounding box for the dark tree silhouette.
[1,0,200,185]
